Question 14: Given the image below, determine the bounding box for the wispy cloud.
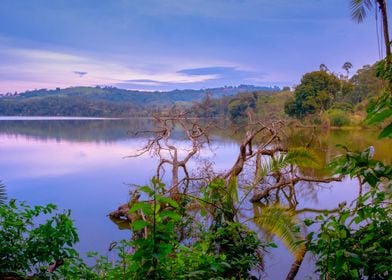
[177,66,260,79]
[0,44,223,92]
[73,71,88,77]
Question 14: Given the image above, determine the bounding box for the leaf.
[139,186,154,195]
[285,147,321,168]
[129,202,151,214]
[228,176,239,203]
[158,196,179,208]
[131,220,149,231]
[159,210,181,221]
[253,204,306,261]
[350,0,373,23]
[304,218,314,226]
[366,108,392,125]
[378,122,392,139]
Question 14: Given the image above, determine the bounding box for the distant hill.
[0,85,280,117]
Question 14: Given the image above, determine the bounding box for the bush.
[308,147,392,279]
[331,102,354,112]
[0,200,80,278]
[327,109,350,127]
[88,179,265,279]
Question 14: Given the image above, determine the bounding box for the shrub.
[308,147,392,279]
[327,109,350,127]
[0,200,80,278]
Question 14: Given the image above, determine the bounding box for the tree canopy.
[284,71,341,118]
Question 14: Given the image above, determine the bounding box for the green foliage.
[255,90,291,120]
[128,179,181,279]
[330,102,354,112]
[0,85,279,117]
[253,204,306,261]
[362,57,392,138]
[284,147,321,168]
[375,56,392,82]
[309,203,392,280]
[349,64,384,104]
[284,71,341,118]
[308,147,392,279]
[366,91,392,138]
[330,145,391,187]
[258,148,320,180]
[86,178,265,279]
[327,109,351,127]
[0,200,80,278]
[228,93,257,121]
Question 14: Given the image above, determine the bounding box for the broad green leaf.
[139,186,154,195]
[158,196,179,208]
[378,122,392,139]
[366,108,392,125]
[131,220,149,231]
[159,210,181,221]
[129,202,151,214]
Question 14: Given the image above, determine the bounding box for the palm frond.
[253,204,306,260]
[350,0,373,23]
[227,175,239,203]
[284,147,321,168]
[0,181,7,206]
[257,148,320,180]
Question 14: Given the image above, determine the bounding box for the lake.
[0,117,391,279]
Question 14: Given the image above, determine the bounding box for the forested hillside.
[0,85,279,117]
[196,62,385,124]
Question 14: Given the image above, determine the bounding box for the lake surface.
[0,117,391,279]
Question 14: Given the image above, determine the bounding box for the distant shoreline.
[0,116,130,121]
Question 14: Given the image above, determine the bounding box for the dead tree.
[219,118,344,209]
[128,113,213,200]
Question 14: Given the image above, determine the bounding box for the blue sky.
[0,0,388,92]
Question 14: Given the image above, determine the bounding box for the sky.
[0,0,389,93]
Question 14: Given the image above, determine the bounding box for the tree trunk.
[171,160,180,199]
[286,249,307,280]
[377,0,391,61]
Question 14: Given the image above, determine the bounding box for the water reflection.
[0,118,390,278]
[0,118,155,143]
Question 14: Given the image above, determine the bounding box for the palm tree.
[319,63,329,72]
[342,61,353,78]
[350,0,391,60]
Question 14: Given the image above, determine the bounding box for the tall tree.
[319,63,329,72]
[284,71,341,118]
[350,0,391,61]
[342,61,353,78]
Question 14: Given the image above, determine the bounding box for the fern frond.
[253,204,306,260]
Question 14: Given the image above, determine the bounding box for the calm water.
[0,117,391,279]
